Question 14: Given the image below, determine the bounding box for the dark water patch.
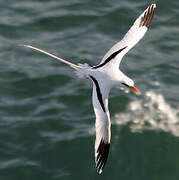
[111,126,179,180]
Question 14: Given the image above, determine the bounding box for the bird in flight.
[22,3,156,174]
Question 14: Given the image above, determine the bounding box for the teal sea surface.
[0,0,179,179]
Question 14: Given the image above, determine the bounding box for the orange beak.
[130,86,141,94]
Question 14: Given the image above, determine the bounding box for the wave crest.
[115,91,179,136]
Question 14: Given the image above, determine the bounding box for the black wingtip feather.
[139,4,156,28]
[96,139,110,174]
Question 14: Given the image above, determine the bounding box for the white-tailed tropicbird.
[22,3,156,174]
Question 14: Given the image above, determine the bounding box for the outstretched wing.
[93,4,156,69]
[90,76,111,174]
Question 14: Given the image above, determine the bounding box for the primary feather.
[97,4,156,69]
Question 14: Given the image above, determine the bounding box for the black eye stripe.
[122,83,130,88]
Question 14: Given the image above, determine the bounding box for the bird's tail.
[21,44,82,70]
[21,44,92,79]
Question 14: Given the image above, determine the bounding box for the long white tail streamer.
[21,44,81,69]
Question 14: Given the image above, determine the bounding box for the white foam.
[115,91,179,136]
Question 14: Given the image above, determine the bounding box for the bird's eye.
[122,83,130,88]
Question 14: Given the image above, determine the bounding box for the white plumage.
[22,3,156,174]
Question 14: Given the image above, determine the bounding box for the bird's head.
[121,79,141,94]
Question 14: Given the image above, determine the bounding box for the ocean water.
[0,0,179,179]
